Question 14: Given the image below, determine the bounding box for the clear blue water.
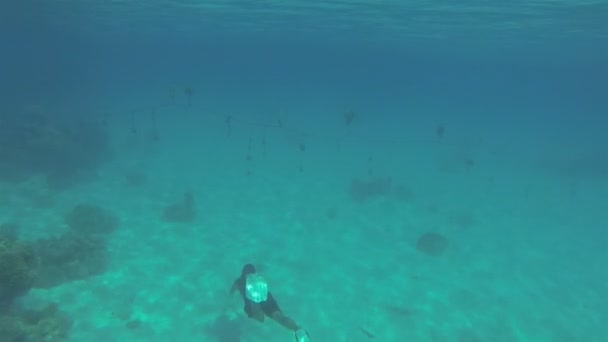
[1,1,607,341]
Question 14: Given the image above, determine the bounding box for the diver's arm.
[224,279,241,314]
[229,279,239,294]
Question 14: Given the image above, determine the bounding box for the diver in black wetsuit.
[230,264,310,341]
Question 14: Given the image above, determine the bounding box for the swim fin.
[295,328,310,342]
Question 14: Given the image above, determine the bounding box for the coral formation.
[416,232,449,256]
[349,177,393,202]
[348,177,413,202]
[0,223,19,240]
[0,236,36,305]
[123,171,148,187]
[30,232,108,288]
[0,209,112,340]
[0,303,72,341]
[162,192,196,223]
[64,204,119,236]
[0,105,110,186]
[325,207,338,220]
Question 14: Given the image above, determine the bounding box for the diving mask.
[245,274,269,303]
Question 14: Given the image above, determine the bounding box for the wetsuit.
[230,270,300,332]
[230,274,281,319]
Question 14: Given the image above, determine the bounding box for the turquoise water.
[1,1,607,341]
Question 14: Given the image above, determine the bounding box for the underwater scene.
[1,1,607,341]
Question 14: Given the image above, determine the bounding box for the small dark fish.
[436,125,445,138]
[360,327,375,339]
[344,111,356,125]
[184,86,193,97]
[384,304,411,317]
[151,131,160,142]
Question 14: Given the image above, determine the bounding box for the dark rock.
[416,232,449,256]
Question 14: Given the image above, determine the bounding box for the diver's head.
[241,264,257,276]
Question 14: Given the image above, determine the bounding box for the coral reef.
[348,177,413,202]
[0,223,19,240]
[30,232,108,289]
[0,303,72,341]
[0,230,91,341]
[349,177,393,202]
[162,192,196,223]
[325,207,338,220]
[0,236,36,305]
[0,105,110,186]
[416,232,449,256]
[123,171,148,187]
[64,204,119,236]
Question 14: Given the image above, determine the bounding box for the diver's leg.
[245,304,265,322]
[252,310,265,322]
[270,311,300,331]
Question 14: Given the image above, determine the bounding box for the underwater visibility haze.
[1,1,607,341]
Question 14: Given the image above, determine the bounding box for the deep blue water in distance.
[1,1,607,341]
